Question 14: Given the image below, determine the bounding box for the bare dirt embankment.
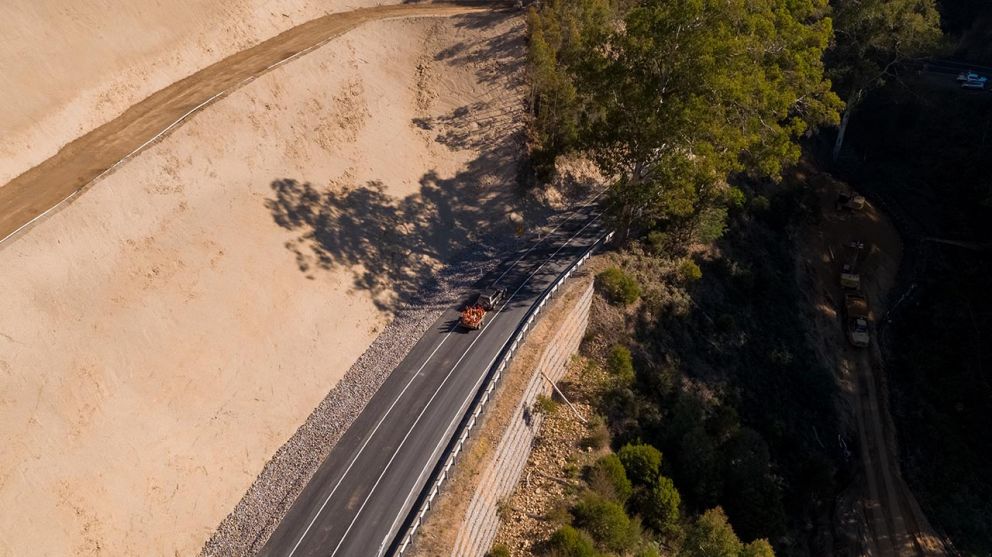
[796,169,947,556]
[0,8,530,556]
[0,0,401,188]
[0,3,490,245]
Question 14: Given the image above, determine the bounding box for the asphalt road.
[259,202,605,557]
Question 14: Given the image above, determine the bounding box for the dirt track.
[0,1,489,247]
[800,170,947,556]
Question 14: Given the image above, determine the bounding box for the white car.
[957,71,987,83]
[962,78,987,90]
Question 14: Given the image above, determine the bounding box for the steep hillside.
[0,11,530,556]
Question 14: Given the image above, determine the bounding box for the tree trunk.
[832,104,852,162]
[833,89,863,162]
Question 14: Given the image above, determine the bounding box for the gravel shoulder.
[0,9,532,556]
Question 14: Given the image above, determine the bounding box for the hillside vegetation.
[838,45,992,557]
[508,0,992,554]
[517,0,848,554]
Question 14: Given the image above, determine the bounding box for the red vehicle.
[459,305,486,330]
[459,287,506,330]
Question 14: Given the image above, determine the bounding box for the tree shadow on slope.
[266,101,542,310]
[434,11,527,89]
[413,97,525,152]
[265,7,540,311]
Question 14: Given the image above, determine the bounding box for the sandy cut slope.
[0,11,528,556]
[0,0,392,188]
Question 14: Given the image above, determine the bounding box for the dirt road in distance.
[799,169,948,556]
[0,1,490,247]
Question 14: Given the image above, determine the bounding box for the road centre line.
[380,216,604,551]
[491,190,604,285]
[285,209,602,556]
[331,216,602,557]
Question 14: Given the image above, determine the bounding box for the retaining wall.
[450,280,594,557]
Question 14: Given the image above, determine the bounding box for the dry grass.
[410,273,594,556]
[492,354,611,555]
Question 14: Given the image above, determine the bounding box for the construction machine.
[844,292,870,348]
[835,192,865,211]
[840,241,864,290]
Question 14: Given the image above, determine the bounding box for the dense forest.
[515,0,992,555]
[836,1,992,551]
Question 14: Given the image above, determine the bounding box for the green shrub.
[726,187,746,208]
[546,500,572,525]
[618,444,663,488]
[606,346,635,384]
[740,539,775,557]
[696,207,728,243]
[587,454,633,503]
[677,259,703,282]
[678,507,743,557]
[546,525,600,557]
[496,497,513,521]
[580,419,611,450]
[488,543,511,557]
[534,394,558,415]
[596,267,641,305]
[646,230,670,254]
[750,195,771,214]
[636,546,661,557]
[572,495,640,553]
[638,474,682,536]
[563,458,581,479]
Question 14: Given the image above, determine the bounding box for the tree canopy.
[528,0,841,235]
[678,507,776,557]
[827,0,941,158]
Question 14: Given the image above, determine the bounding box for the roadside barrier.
[394,229,614,555]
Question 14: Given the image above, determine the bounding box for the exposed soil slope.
[0,2,488,245]
[0,9,528,556]
[0,0,412,187]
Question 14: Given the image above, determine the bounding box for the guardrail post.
[392,230,612,555]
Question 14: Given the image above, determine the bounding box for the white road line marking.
[381,217,604,548]
[284,326,453,557]
[284,210,602,556]
[333,216,601,557]
[490,190,604,285]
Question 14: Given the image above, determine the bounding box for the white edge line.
[285,201,604,555]
[285,330,454,557]
[367,217,602,554]
[396,230,605,554]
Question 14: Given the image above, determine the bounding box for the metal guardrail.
[393,229,614,555]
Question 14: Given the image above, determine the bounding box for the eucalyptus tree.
[580,0,842,235]
[827,0,941,160]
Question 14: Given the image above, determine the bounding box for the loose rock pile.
[492,359,607,555]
